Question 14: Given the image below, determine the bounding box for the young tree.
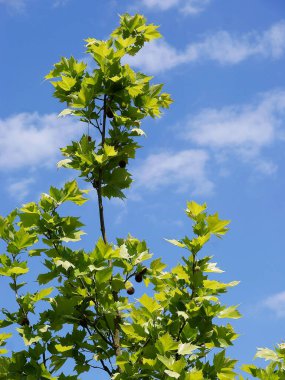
[0,13,283,380]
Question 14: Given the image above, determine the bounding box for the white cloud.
[126,21,285,73]
[125,40,187,73]
[0,0,25,11]
[263,291,285,318]
[141,0,211,15]
[7,177,35,201]
[133,149,213,195]
[0,112,82,171]
[184,90,285,168]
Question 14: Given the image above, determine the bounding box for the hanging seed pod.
[127,287,135,295]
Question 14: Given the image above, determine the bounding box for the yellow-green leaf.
[0,333,12,341]
[139,293,161,313]
[55,344,73,352]
[104,144,117,157]
[178,343,199,355]
[186,201,207,218]
[34,287,53,302]
[218,305,241,319]
[165,239,185,248]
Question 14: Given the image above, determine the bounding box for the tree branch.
[92,94,122,372]
[94,95,108,243]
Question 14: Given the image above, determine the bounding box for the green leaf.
[186,201,207,218]
[150,258,167,272]
[241,364,258,375]
[207,213,230,236]
[172,265,189,282]
[96,267,113,284]
[184,370,204,380]
[155,333,178,354]
[205,262,224,273]
[62,180,89,205]
[16,327,41,346]
[165,239,185,248]
[139,293,161,313]
[203,280,239,291]
[178,343,199,355]
[38,271,58,285]
[0,265,29,277]
[0,333,12,341]
[157,355,175,369]
[218,306,241,319]
[12,227,38,251]
[255,347,279,361]
[104,144,117,157]
[55,259,75,271]
[58,109,73,117]
[131,127,146,136]
[57,76,77,91]
[57,158,72,168]
[33,287,53,302]
[164,370,180,378]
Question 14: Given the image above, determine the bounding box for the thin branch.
[84,325,113,375]
[86,321,113,347]
[102,94,107,146]
[11,256,26,316]
[95,94,108,243]
[92,94,122,372]
[112,290,122,358]
[177,319,186,342]
[88,363,111,374]
[125,270,137,283]
[96,182,107,243]
[42,351,47,369]
[99,359,112,376]
[89,119,102,136]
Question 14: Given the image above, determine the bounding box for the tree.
[0,13,283,380]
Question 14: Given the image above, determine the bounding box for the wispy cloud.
[141,0,211,15]
[263,291,285,318]
[126,21,285,73]
[7,177,35,201]
[0,112,81,171]
[182,90,285,174]
[133,149,213,195]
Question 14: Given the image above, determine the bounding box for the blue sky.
[1,0,285,377]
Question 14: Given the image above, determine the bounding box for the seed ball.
[135,273,143,283]
[88,136,92,142]
[127,287,135,295]
[118,160,127,169]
